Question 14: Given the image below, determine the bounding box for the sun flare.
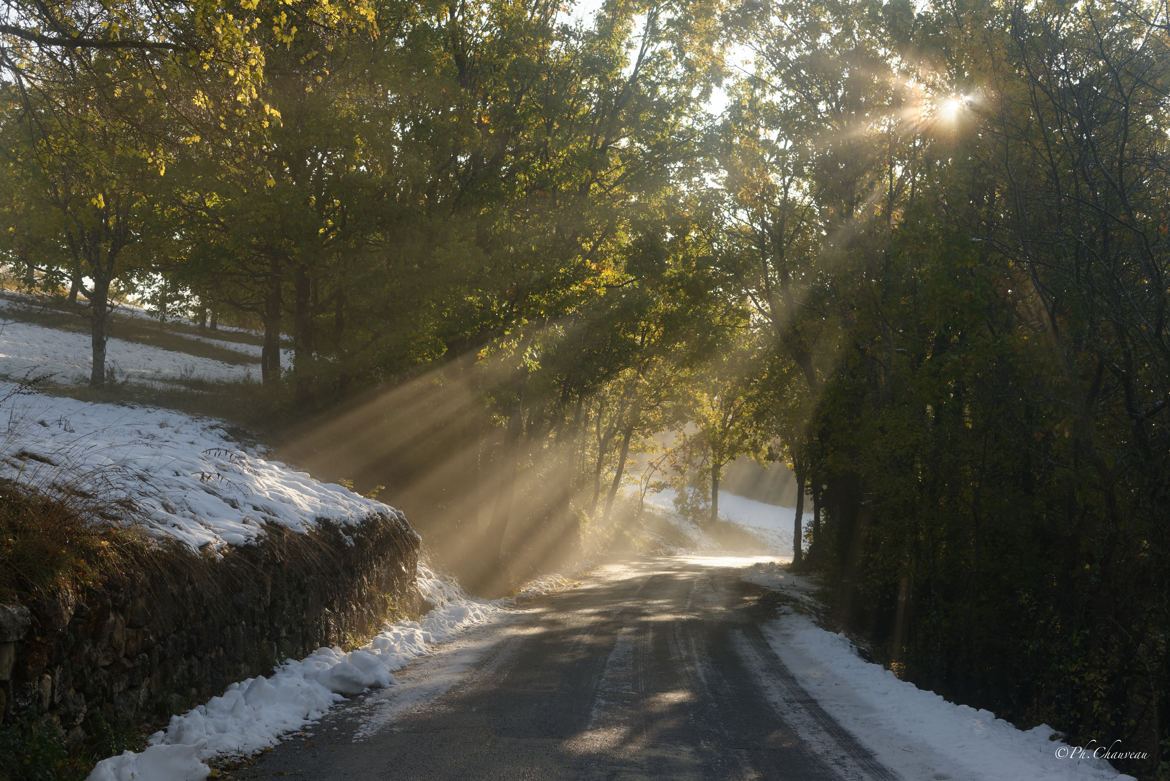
[939,94,967,122]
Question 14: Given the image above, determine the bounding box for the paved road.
[229,557,896,780]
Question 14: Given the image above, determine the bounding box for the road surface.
[229,556,896,780]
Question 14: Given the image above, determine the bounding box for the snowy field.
[744,563,1132,780]
[111,296,253,335]
[0,291,281,386]
[0,316,260,386]
[111,298,290,359]
[643,486,807,556]
[0,382,395,551]
[180,330,271,359]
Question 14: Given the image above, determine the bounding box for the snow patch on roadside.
[0,383,399,551]
[746,566,1132,781]
[743,561,823,614]
[87,564,507,781]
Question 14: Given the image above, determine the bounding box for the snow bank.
[87,565,506,781]
[745,564,1132,781]
[0,383,395,551]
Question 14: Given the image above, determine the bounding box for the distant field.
[0,289,262,358]
[0,290,292,427]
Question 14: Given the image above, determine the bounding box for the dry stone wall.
[0,510,421,750]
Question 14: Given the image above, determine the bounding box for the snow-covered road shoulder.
[745,562,1133,781]
[88,565,509,781]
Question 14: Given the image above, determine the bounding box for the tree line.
[1,0,1167,774]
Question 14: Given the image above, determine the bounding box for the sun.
[938,94,967,122]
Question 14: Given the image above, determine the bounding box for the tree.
[718,0,1170,770]
[0,56,172,385]
[0,0,380,387]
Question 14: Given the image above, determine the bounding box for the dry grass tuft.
[0,478,147,603]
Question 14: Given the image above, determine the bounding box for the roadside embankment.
[0,384,423,779]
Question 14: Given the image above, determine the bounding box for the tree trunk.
[792,464,806,565]
[68,266,82,304]
[571,395,585,487]
[486,384,524,586]
[89,271,111,387]
[293,263,314,403]
[811,486,821,564]
[261,257,283,386]
[331,286,349,393]
[602,419,636,522]
[591,408,609,514]
[566,394,586,546]
[333,286,347,353]
[710,463,720,526]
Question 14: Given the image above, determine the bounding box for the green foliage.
[0,690,149,780]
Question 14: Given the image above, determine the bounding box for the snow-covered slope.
[0,296,512,780]
[0,290,299,386]
[643,487,808,557]
[0,315,261,387]
[0,382,397,551]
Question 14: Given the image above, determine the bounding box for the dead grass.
[0,478,148,603]
[55,379,292,441]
